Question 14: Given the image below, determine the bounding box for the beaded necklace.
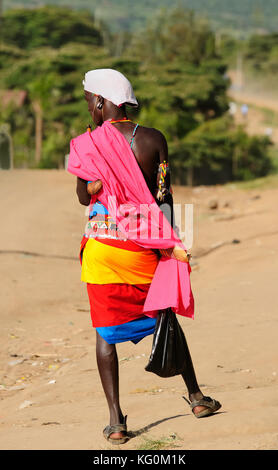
[109,118,139,148]
[87,119,139,151]
[109,118,131,124]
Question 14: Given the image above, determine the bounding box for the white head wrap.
[83,68,138,107]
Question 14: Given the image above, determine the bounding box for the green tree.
[27,74,56,164]
[129,8,217,65]
[124,9,230,146]
[244,33,278,73]
[2,7,103,49]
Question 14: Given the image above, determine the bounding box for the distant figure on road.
[264,127,273,137]
[229,101,237,116]
[241,103,249,119]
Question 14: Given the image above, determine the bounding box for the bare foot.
[185,394,222,418]
[188,392,208,416]
[105,414,128,443]
[109,431,126,440]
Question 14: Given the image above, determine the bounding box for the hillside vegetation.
[0,6,274,185]
[3,0,278,34]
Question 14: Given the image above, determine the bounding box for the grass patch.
[130,387,163,394]
[136,433,181,450]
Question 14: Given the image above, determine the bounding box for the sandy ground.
[0,169,277,450]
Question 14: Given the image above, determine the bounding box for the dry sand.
[0,169,277,450]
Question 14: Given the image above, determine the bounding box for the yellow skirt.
[81,237,159,285]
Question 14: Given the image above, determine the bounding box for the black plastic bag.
[145,308,188,377]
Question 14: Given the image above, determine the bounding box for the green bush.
[169,117,273,185]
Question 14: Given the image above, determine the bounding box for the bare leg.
[96,331,125,439]
[180,334,208,415]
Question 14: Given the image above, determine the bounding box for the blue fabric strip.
[89,200,109,218]
[96,316,157,344]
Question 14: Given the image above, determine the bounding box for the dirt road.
[0,170,277,450]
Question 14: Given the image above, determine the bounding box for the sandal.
[182,395,221,418]
[103,415,129,445]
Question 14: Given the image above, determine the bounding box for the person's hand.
[159,247,191,263]
[87,179,102,195]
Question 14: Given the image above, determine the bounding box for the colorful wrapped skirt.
[80,235,159,344]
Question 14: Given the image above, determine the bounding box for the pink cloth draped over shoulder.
[67,120,194,319]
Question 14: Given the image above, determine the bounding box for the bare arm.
[76,177,91,205]
[76,177,103,206]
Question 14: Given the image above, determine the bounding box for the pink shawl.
[67,120,194,319]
